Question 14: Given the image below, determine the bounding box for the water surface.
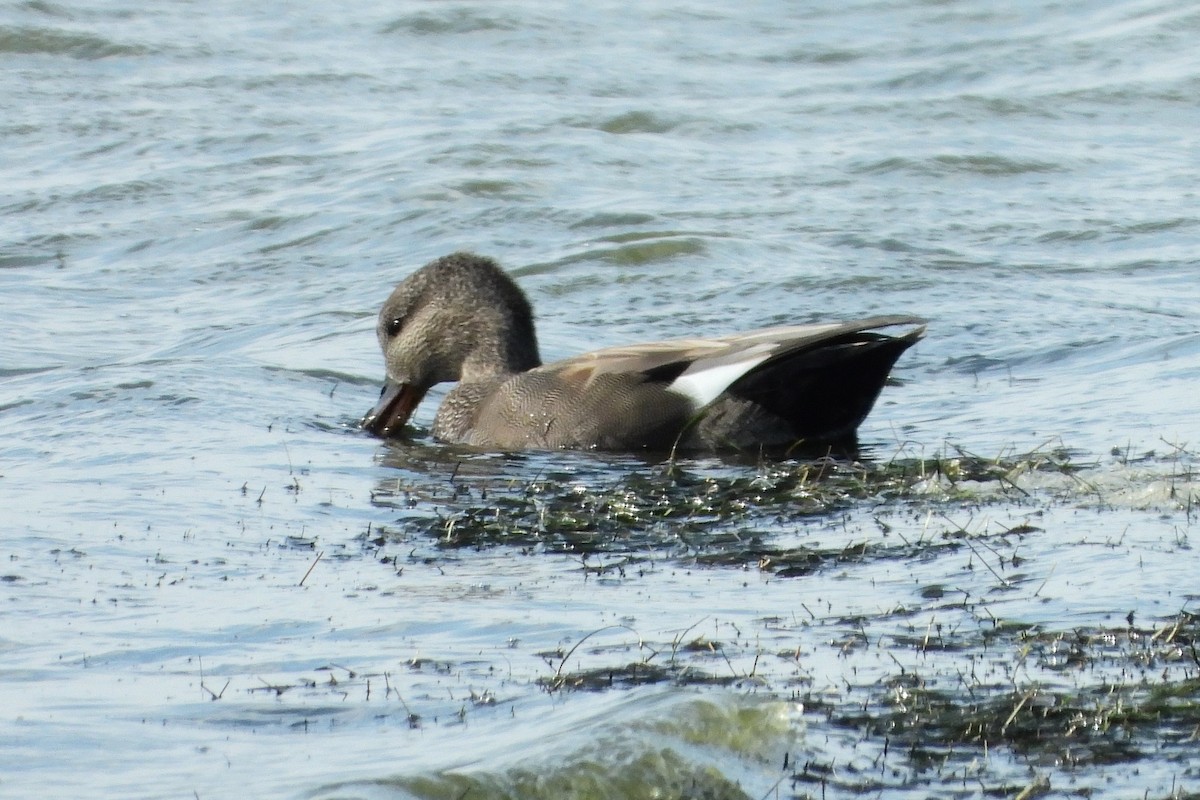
[2,0,1198,798]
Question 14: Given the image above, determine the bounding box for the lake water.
[2,1,1198,798]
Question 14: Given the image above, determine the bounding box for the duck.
[362,252,923,452]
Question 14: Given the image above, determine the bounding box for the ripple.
[0,25,149,59]
[760,47,863,65]
[577,237,708,266]
[380,9,518,36]
[585,111,682,135]
[851,153,1063,176]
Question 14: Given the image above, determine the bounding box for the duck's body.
[362,252,923,452]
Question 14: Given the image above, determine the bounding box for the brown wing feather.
[551,316,924,386]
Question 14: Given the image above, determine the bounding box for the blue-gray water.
[2,1,1198,798]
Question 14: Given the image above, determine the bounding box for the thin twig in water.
[197,656,229,701]
[1032,563,1056,597]
[943,515,1010,587]
[921,615,935,653]
[554,625,641,682]
[959,536,1009,587]
[1002,689,1036,736]
[1013,773,1050,800]
[299,551,324,587]
[668,617,710,667]
[756,772,789,800]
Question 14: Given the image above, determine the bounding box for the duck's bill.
[361,381,424,437]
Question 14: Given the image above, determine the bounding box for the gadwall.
[362,252,923,451]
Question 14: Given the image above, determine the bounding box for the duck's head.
[361,252,541,437]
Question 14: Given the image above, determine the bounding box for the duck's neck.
[459,322,542,382]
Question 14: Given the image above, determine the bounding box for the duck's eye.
[385,317,404,337]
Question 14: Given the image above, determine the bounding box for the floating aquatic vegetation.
[342,440,1199,798]
[364,440,1196,559]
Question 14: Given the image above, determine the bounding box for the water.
[2,0,1198,798]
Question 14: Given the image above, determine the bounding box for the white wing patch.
[667,347,775,408]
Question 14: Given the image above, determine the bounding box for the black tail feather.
[727,329,920,443]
